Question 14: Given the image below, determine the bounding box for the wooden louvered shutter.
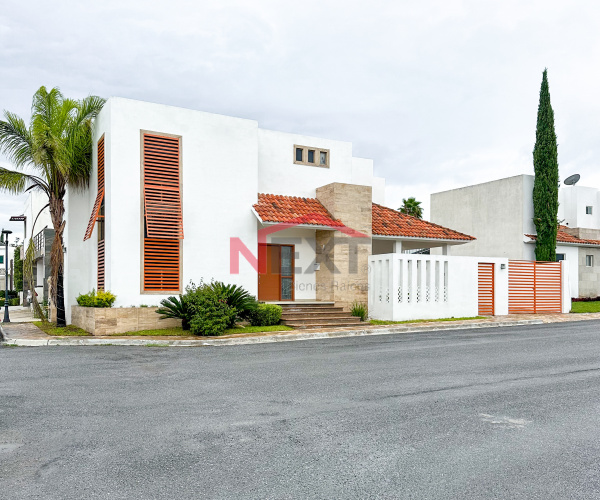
[84,136,105,241]
[97,240,105,290]
[143,134,183,239]
[142,133,182,292]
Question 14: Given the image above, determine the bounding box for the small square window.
[586,206,593,215]
[586,255,594,267]
[295,148,303,162]
[307,150,315,163]
[0,255,3,264]
[556,253,565,261]
[320,151,327,166]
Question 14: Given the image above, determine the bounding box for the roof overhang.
[372,234,473,245]
[524,238,600,248]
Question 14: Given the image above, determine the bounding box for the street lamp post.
[2,229,12,323]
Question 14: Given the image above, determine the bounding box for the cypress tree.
[532,68,559,261]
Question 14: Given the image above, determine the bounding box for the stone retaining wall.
[71,305,181,336]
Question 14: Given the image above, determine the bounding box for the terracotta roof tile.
[525,225,600,246]
[254,193,344,227]
[372,203,475,241]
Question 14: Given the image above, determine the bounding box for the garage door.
[508,261,562,314]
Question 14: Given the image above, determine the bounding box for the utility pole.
[2,229,12,323]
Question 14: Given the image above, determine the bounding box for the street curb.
[0,319,545,347]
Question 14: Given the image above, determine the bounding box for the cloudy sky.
[1,0,599,241]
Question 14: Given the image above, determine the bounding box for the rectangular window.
[586,255,594,267]
[293,145,330,168]
[142,132,183,293]
[320,151,327,166]
[586,206,593,215]
[0,256,3,264]
[556,253,565,261]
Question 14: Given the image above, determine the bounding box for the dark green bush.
[0,290,17,299]
[249,303,282,326]
[186,283,237,336]
[76,289,116,308]
[207,281,258,327]
[156,295,191,330]
[9,298,19,306]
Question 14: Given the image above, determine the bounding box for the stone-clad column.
[315,183,372,311]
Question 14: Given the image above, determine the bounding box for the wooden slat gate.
[478,263,495,316]
[508,261,562,314]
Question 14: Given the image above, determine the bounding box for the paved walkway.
[0,306,36,323]
[2,312,600,347]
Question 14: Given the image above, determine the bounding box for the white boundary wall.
[369,254,509,321]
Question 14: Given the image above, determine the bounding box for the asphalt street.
[2,320,600,499]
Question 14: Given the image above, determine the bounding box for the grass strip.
[370,316,485,325]
[571,301,600,313]
[111,325,293,337]
[33,321,91,336]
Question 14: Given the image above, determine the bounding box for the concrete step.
[281,307,350,316]
[282,314,359,323]
[281,313,352,321]
[282,317,364,327]
[278,303,336,308]
[280,306,345,312]
[283,318,365,329]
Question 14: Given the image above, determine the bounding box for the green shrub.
[156,295,191,330]
[9,298,19,306]
[186,283,237,336]
[0,290,17,299]
[249,303,282,326]
[207,281,258,327]
[76,289,116,308]
[351,302,368,321]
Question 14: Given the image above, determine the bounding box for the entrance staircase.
[279,302,363,329]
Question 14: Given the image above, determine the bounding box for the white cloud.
[1,0,599,225]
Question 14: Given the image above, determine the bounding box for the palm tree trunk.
[49,194,66,327]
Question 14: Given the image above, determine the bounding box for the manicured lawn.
[111,325,293,337]
[370,316,485,325]
[571,301,600,313]
[33,321,91,336]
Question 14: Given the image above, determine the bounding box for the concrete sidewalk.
[3,312,600,347]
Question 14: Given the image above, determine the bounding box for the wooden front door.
[258,244,294,301]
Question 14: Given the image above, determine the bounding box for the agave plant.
[208,281,258,327]
[156,295,191,330]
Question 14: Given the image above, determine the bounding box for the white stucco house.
[56,97,477,324]
[430,174,600,298]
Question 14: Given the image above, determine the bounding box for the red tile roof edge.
[372,203,476,241]
[525,226,600,246]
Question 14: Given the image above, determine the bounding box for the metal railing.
[33,229,45,254]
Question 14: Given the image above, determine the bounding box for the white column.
[441,244,449,255]
[393,240,403,253]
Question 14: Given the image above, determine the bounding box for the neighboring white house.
[57,97,475,323]
[430,174,600,298]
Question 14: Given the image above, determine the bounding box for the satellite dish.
[564,174,580,186]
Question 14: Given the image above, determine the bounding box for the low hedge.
[76,289,117,308]
[249,304,282,327]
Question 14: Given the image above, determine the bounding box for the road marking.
[479,413,531,429]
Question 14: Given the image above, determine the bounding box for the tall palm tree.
[398,197,423,219]
[0,87,105,326]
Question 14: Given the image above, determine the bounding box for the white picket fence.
[368,253,510,321]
